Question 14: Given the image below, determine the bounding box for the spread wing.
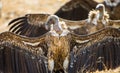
[54,0,98,20]
[0,32,48,73]
[108,20,120,28]
[69,27,120,73]
[55,0,120,20]
[8,13,87,37]
[8,14,50,37]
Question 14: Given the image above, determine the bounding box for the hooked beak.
[95,4,104,11]
[96,6,101,11]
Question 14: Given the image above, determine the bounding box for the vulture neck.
[97,8,105,20]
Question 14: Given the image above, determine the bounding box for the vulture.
[0,15,91,73]
[0,15,120,73]
[54,0,120,20]
[8,4,120,37]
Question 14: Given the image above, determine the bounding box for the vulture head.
[45,15,63,34]
[46,15,69,36]
[95,4,109,25]
[96,4,106,20]
[88,4,109,25]
[45,15,59,30]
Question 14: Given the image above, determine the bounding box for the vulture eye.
[47,19,55,25]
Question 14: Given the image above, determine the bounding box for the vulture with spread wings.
[8,4,120,37]
[0,15,81,73]
[1,15,120,73]
[0,15,92,73]
[55,0,120,20]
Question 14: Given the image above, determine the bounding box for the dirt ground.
[0,0,120,73]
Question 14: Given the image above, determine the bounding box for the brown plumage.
[103,0,120,20]
[55,0,120,20]
[8,13,85,36]
[1,20,120,73]
[8,8,120,37]
[70,27,120,73]
[0,32,47,73]
[0,15,90,73]
[54,0,98,20]
[8,4,120,37]
[0,26,120,73]
[47,34,70,73]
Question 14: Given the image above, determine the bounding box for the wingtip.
[8,17,26,26]
[9,19,25,31]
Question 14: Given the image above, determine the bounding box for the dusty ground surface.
[0,0,120,73]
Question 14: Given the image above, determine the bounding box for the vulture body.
[55,0,120,20]
[0,15,120,73]
[0,26,120,73]
[8,4,120,37]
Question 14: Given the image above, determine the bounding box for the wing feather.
[55,0,120,20]
[72,27,120,42]
[108,20,120,28]
[0,32,47,55]
[70,27,120,72]
[11,22,25,33]
[8,17,26,25]
[8,13,88,37]
[0,32,48,73]
[0,44,48,73]
[8,14,51,37]
[55,0,98,20]
[15,22,28,34]
[9,19,24,31]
